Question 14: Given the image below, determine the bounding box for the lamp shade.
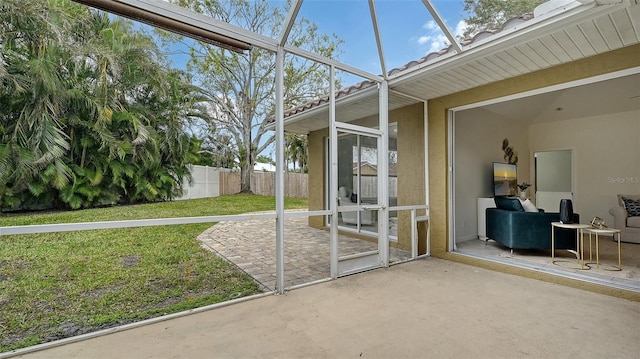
[559,199,574,224]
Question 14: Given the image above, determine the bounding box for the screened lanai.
[66,0,640,294]
[3,0,640,355]
[7,0,639,301]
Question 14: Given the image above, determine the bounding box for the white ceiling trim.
[450,66,640,112]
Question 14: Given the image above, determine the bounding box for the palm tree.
[0,0,84,208]
[285,133,308,173]
[1,0,210,210]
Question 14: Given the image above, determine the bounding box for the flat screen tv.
[493,162,518,197]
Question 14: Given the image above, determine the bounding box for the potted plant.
[517,182,531,199]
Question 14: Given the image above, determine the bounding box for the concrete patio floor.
[13,258,640,358]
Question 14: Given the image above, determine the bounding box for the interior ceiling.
[470,73,640,123]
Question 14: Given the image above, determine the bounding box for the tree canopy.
[0,0,209,211]
[462,0,547,38]
[166,0,341,192]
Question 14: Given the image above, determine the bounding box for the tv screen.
[493,162,518,197]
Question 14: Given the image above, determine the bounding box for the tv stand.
[477,198,496,240]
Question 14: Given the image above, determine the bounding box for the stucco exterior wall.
[427,43,640,300]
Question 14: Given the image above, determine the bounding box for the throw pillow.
[621,197,640,217]
[519,198,538,213]
[494,196,524,212]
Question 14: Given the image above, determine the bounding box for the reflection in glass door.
[325,123,398,239]
[337,132,379,235]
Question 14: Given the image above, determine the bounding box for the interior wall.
[529,109,640,226]
[454,108,530,242]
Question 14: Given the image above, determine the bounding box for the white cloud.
[427,34,448,53]
[417,36,431,45]
[454,20,468,38]
[415,20,450,54]
[415,19,471,55]
[423,20,438,31]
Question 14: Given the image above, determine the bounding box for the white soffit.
[391,1,640,101]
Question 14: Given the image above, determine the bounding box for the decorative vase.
[559,199,574,224]
[519,191,527,200]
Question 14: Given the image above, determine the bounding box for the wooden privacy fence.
[179,165,308,199]
[220,170,308,198]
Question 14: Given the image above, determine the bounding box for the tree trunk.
[240,160,253,193]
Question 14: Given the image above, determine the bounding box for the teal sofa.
[486,208,579,250]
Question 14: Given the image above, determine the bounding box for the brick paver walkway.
[197,214,410,291]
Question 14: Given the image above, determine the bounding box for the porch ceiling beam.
[369,0,388,80]
[421,0,463,54]
[72,0,270,52]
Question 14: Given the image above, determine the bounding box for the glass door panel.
[337,132,379,237]
[333,124,383,276]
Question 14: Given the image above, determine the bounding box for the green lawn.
[0,195,308,352]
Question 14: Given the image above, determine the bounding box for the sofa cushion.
[618,194,640,207]
[627,216,640,228]
[622,196,640,217]
[494,196,524,212]
[519,198,538,212]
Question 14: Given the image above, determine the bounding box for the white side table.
[585,227,622,271]
[551,222,591,269]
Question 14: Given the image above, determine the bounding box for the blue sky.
[294,0,469,81]
[164,0,469,86]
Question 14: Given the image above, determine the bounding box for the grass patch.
[0,195,308,353]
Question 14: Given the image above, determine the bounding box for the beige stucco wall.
[307,102,425,250]
[428,43,640,301]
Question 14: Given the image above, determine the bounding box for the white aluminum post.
[368,0,387,80]
[275,46,285,294]
[411,209,418,259]
[329,65,338,279]
[424,101,430,255]
[378,80,389,266]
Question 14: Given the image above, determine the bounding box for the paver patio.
[197,214,411,290]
